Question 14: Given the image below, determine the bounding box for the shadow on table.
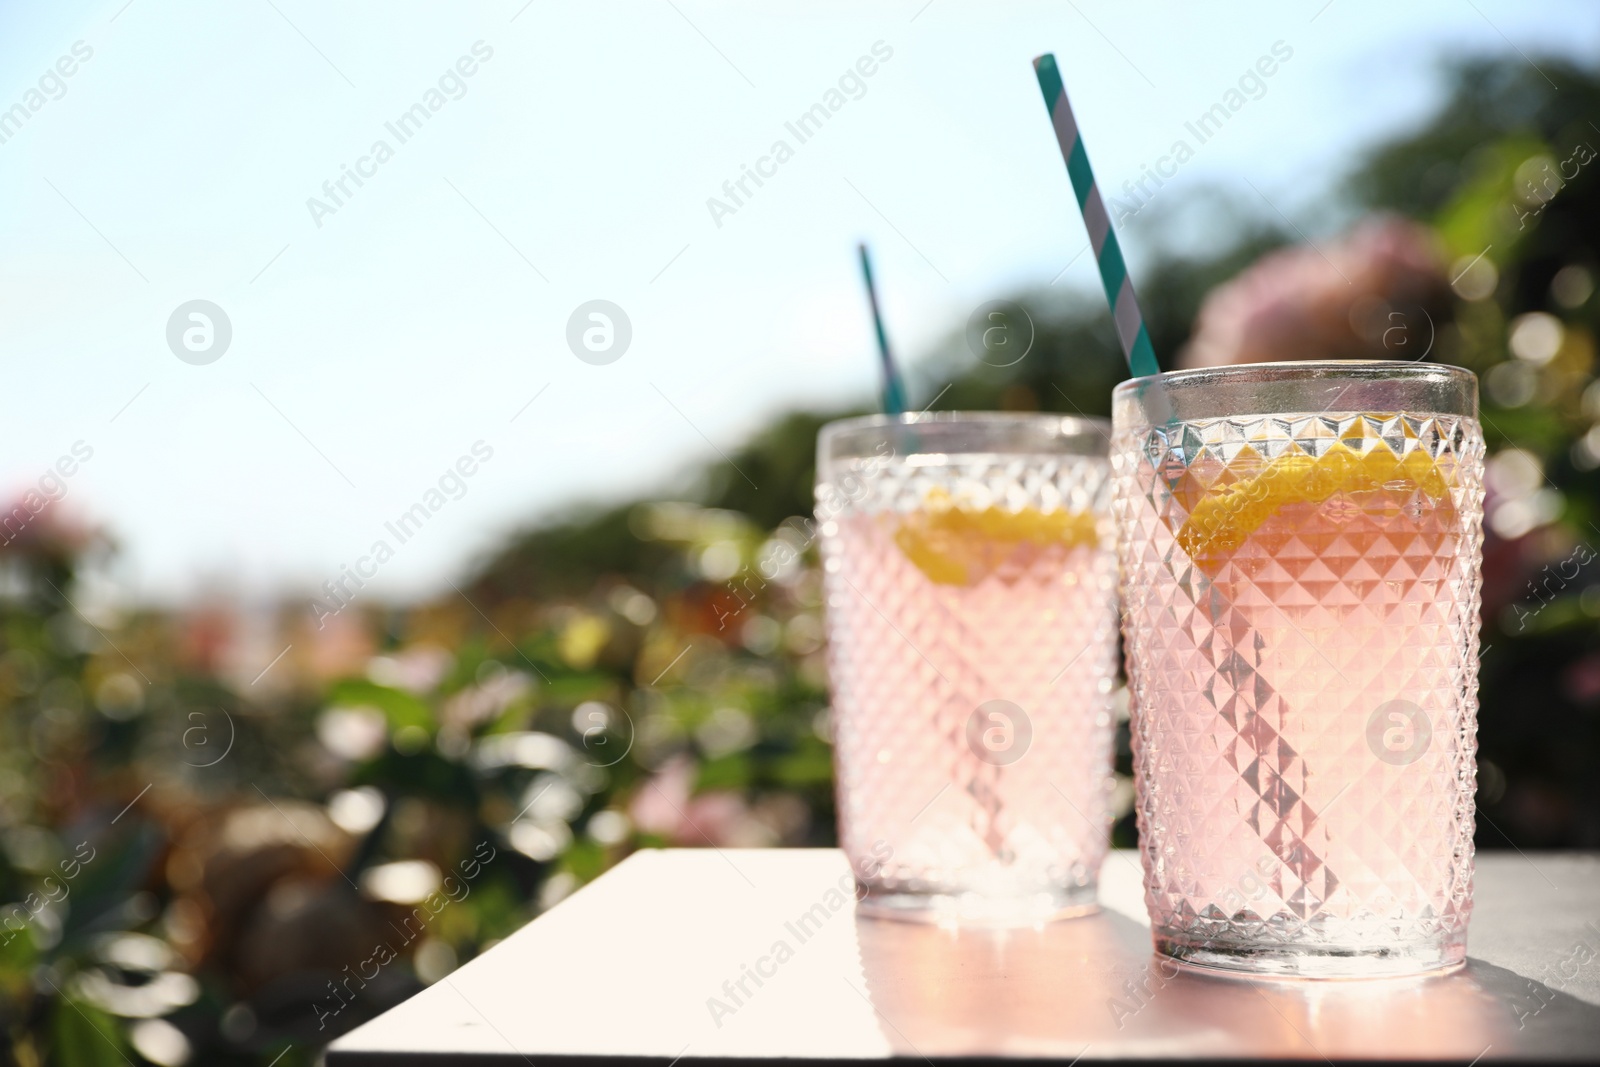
[853,909,1600,1059]
[1463,958,1600,1057]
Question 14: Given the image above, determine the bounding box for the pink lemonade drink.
[816,413,1120,924]
[1112,362,1485,977]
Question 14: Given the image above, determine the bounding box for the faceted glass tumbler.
[817,413,1120,925]
[1112,362,1485,977]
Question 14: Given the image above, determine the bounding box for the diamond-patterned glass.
[1113,406,1484,976]
[819,439,1120,924]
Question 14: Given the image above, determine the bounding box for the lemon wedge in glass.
[894,488,1100,586]
[1174,439,1456,571]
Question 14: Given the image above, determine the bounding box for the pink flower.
[0,492,98,560]
[629,756,697,838]
[628,755,775,847]
[1179,216,1449,369]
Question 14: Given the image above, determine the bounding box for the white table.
[329,849,1600,1063]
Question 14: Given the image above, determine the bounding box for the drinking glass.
[1112,361,1484,976]
[817,412,1120,924]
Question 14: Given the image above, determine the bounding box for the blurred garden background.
[3,46,1599,1067]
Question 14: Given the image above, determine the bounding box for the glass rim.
[1112,359,1478,422]
[819,409,1110,439]
[818,410,1112,465]
[1113,359,1476,396]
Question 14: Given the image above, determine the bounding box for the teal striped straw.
[857,243,909,415]
[1032,53,1161,379]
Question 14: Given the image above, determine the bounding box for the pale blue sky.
[0,0,1592,606]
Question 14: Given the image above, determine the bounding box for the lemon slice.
[1174,440,1455,570]
[894,488,1100,586]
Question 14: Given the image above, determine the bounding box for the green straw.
[1032,54,1161,379]
[857,243,909,415]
